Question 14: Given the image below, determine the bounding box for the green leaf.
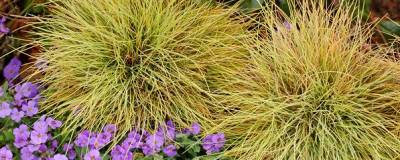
[380,20,400,35]
[240,0,266,11]
[278,0,290,16]
[4,129,14,142]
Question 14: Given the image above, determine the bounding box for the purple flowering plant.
[0,58,229,159]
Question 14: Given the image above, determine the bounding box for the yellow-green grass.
[211,1,400,159]
[30,0,248,141]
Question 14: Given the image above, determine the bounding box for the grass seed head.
[31,0,248,141]
[212,1,400,159]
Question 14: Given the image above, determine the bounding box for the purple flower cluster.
[0,81,40,122]
[0,58,41,124]
[12,116,62,159]
[0,57,226,159]
[71,124,116,159]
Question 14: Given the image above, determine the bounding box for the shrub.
[31,0,247,140]
[212,1,400,159]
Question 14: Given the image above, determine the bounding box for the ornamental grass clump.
[31,0,247,140]
[212,1,400,159]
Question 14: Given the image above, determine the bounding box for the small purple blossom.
[283,21,292,30]
[121,131,142,150]
[75,130,90,147]
[3,57,21,80]
[13,93,26,106]
[0,146,12,160]
[84,149,101,160]
[10,108,25,122]
[26,144,40,152]
[163,144,177,157]
[142,133,164,156]
[30,130,48,144]
[46,117,62,129]
[0,102,12,118]
[54,154,68,160]
[14,137,28,148]
[13,124,30,139]
[103,124,117,134]
[51,140,59,148]
[111,145,133,160]
[63,144,76,160]
[38,144,48,153]
[89,136,106,150]
[22,100,39,116]
[202,133,225,155]
[0,16,10,34]
[19,82,39,98]
[20,147,36,160]
[183,122,201,135]
[63,144,73,152]
[33,120,49,133]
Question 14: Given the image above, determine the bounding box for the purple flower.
[84,150,101,160]
[89,136,106,150]
[46,117,62,129]
[163,144,177,157]
[14,93,26,106]
[67,150,76,160]
[63,144,73,152]
[19,82,39,98]
[183,122,201,135]
[38,144,48,153]
[0,16,10,34]
[3,57,21,80]
[51,140,59,148]
[11,108,25,122]
[121,131,142,150]
[0,146,12,160]
[146,133,164,149]
[20,147,36,160]
[158,120,176,140]
[22,100,39,116]
[26,144,40,152]
[33,120,48,133]
[75,130,90,147]
[63,144,76,160]
[54,154,68,160]
[0,102,12,118]
[103,124,117,134]
[202,133,225,155]
[283,21,292,30]
[14,137,28,148]
[142,133,164,156]
[111,145,133,160]
[13,124,30,139]
[30,130,48,144]
[190,123,201,135]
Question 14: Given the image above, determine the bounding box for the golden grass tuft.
[212,1,400,159]
[31,0,248,140]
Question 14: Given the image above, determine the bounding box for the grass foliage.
[31,0,247,139]
[212,1,400,159]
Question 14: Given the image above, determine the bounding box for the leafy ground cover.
[0,58,227,159]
